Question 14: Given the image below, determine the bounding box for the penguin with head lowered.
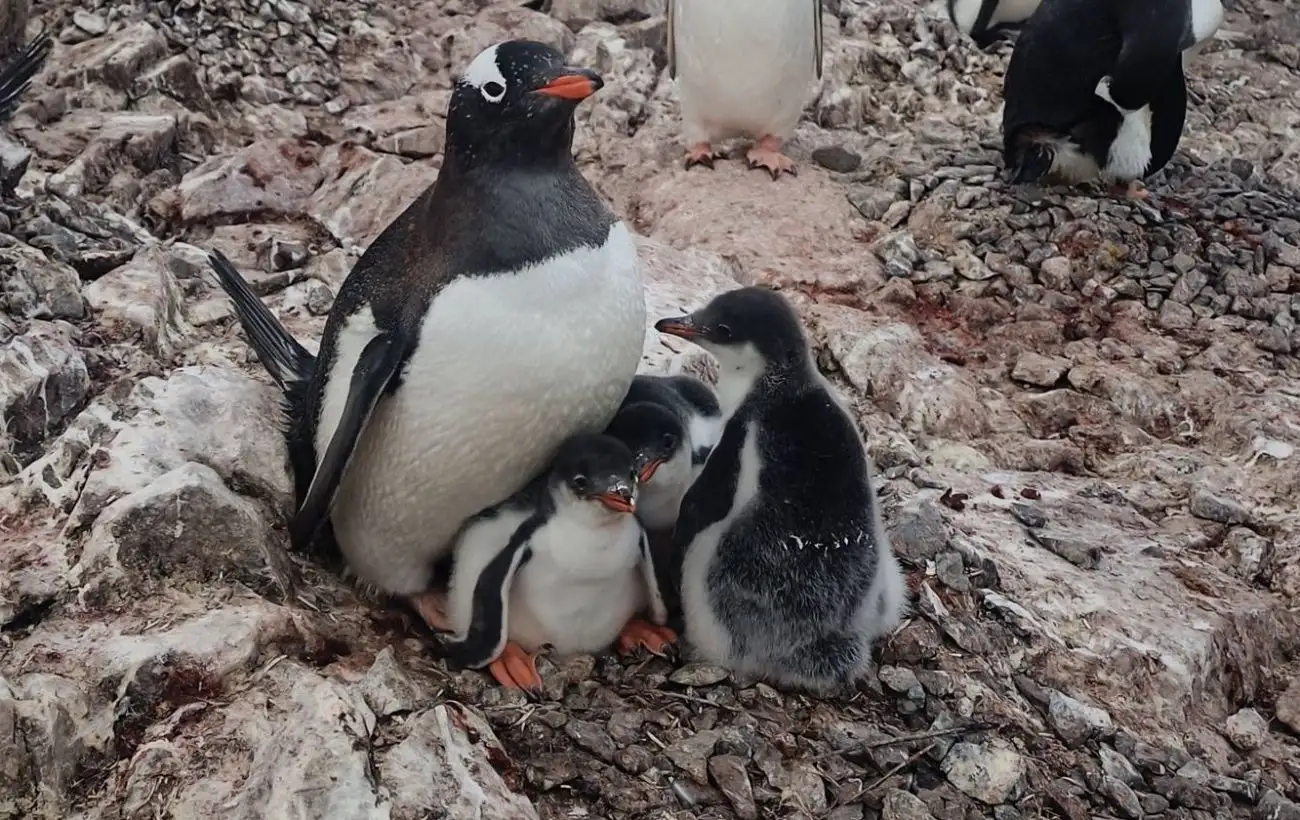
[667,0,824,178]
[947,0,1042,49]
[207,40,645,633]
[654,288,907,694]
[1001,0,1223,198]
[434,434,676,695]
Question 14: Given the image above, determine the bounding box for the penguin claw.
[746,136,796,180]
[684,142,717,170]
[488,642,545,698]
[1107,180,1149,200]
[616,618,679,658]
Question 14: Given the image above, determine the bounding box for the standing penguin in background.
[667,0,824,178]
[654,288,907,694]
[208,40,645,633]
[946,0,1042,49]
[1001,0,1222,198]
[437,434,675,695]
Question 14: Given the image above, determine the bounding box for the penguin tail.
[207,249,316,391]
[1005,128,1057,184]
[0,28,52,123]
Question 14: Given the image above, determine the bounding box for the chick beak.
[595,482,635,514]
[638,458,665,484]
[654,315,699,339]
[533,67,604,101]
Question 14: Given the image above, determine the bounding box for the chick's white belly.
[674,1,818,141]
[509,568,645,655]
[321,228,645,595]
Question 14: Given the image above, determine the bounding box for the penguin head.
[655,287,809,375]
[604,402,686,485]
[446,40,604,166]
[549,433,639,515]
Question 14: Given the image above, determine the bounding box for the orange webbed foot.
[746,135,796,180]
[488,641,544,697]
[684,142,718,170]
[617,618,679,658]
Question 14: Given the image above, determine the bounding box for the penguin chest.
[674,0,819,139]
[509,516,645,654]
[320,223,645,594]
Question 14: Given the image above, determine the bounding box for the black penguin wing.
[436,513,543,669]
[813,0,824,80]
[638,527,673,626]
[207,250,315,389]
[290,333,407,550]
[1146,59,1188,176]
[673,411,746,551]
[0,29,51,122]
[1107,0,1188,110]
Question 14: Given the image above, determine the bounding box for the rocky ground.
[2,0,1299,817]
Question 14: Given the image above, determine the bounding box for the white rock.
[1223,707,1268,751]
[1047,690,1115,748]
[83,245,193,356]
[941,740,1025,805]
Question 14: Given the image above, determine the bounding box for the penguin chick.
[654,288,907,695]
[620,374,724,477]
[667,0,824,178]
[947,0,1042,49]
[1001,0,1218,198]
[438,434,677,695]
[0,28,52,122]
[605,401,691,533]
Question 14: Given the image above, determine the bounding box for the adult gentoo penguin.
[667,0,824,178]
[208,40,645,629]
[0,29,52,121]
[654,288,907,694]
[1001,0,1221,198]
[947,0,1042,49]
[438,434,675,695]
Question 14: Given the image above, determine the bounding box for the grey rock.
[1276,679,1300,733]
[1188,488,1254,526]
[1097,744,1142,786]
[882,788,937,820]
[0,133,31,192]
[878,665,922,697]
[934,551,971,591]
[1256,790,1300,820]
[0,243,86,320]
[669,664,730,687]
[1223,707,1268,751]
[83,246,191,357]
[1011,352,1070,387]
[0,321,90,469]
[813,145,862,173]
[887,499,949,564]
[1046,690,1115,748]
[941,740,1025,805]
[1101,775,1143,819]
[707,755,757,820]
[357,648,426,718]
[666,729,721,784]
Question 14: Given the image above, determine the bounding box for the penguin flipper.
[207,249,315,389]
[666,0,677,79]
[638,528,673,627]
[434,516,541,670]
[0,29,52,123]
[290,333,406,551]
[812,0,824,80]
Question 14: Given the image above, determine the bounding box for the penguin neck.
[714,345,815,418]
[440,117,578,178]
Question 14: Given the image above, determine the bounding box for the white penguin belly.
[673,0,819,143]
[319,223,645,595]
[508,516,646,654]
[638,451,692,531]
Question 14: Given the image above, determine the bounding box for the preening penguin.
[946,0,1042,49]
[208,40,645,630]
[1001,0,1219,198]
[667,0,824,178]
[654,288,907,694]
[437,434,677,694]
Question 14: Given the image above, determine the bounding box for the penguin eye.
[572,474,589,494]
[661,433,677,451]
[481,81,506,103]
[715,323,733,341]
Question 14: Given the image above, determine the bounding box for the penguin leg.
[746,135,796,179]
[1107,179,1149,199]
[407,591,453,633]
[616,618,679,657]
[684,142,719,170]
[487,642,544,695]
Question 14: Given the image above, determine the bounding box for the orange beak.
[653,318,698,339]
[533,69,603,101]
[638,459,665,484]
[596,492,635,514]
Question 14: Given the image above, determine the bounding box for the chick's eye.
[661,433,677,450]
[572,475,589,493]
[481,81,506,102]
[716,323,733,340]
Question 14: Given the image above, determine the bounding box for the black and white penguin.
[436,434,676,694]
[653,288,907,694]
[1001,0,1223,198]
[0,29,51,121]
[947,0,1042,49]
[620,374,724,473]
[207,40,646,630]
[604,401,691,533]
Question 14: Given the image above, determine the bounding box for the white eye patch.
[462,43,509,104]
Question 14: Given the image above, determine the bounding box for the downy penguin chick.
[621,374,724,474]
[654,288,907,695]
[207,40,645,632]
[1001,0,1221,198]
[438,434,677,694]
[668,0,824,178]
[605,401,691,533]
[947,0,1042,49]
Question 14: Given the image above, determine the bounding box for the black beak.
[595,481,635,514]
[532,67,603,101]
[654,314,700,340]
